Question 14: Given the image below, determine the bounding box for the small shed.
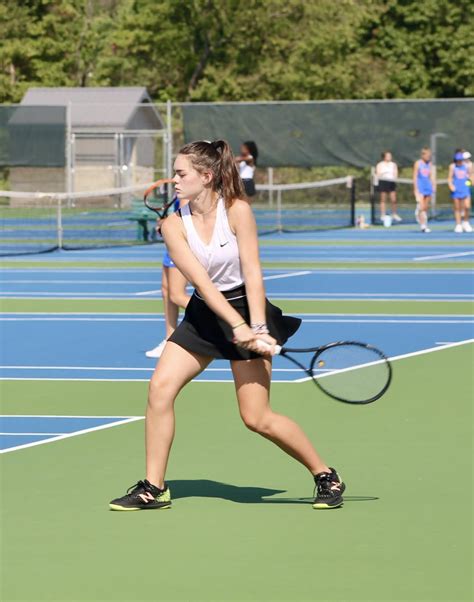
[10,87,165,195]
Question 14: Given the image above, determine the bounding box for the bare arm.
[394,162,398,180]
[448,163,455,191]
[229,199,266,325]
[413,161,419,196]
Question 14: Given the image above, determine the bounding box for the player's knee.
[241,412,271,435]
[147,375,175,411]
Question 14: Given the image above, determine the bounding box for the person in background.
[375,151,402,223]
[413,147,435,233]
[235,141,258,198]
[146,197,191,358]
[448,149,473,233]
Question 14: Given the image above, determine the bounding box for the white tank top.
[376,160,397,181]
[180,198,244,292]
[239,160,255,179]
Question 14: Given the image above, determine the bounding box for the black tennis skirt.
[168,284,301,360]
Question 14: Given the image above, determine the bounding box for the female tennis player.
[413,147,435,233]
[146,197,191,358]
[235,141,258,198]
[110,140,345,511]
[375,151,401,223]
[448,149,473,233]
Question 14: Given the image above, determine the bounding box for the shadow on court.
[168,479,379,504]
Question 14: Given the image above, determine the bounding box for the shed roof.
[20,87,164,130]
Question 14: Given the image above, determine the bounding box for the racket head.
[308,341,392,404]
[143,178,174,218]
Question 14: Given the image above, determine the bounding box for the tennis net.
[254,176,355,234]
[370,174,452,224]
[0,176,355,256]
[0,183,161,256]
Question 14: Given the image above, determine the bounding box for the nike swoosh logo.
[220,242,229,247]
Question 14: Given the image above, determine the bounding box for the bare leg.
[168,267,191,310]
[146,342,212,488]
[419,196,430,228]
[380,191,386,218]
[231,358,330,475]
[390,190,398,215]
[463,198,470,221]
[162,267,179,338]
[453,198,462,226]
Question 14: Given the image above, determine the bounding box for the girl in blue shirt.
[413,147,436,233]
[448,149,473,233]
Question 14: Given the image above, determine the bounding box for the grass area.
[1,343,472,601]
[0,298,473,315]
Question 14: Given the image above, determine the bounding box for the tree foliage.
[0,0,472,102]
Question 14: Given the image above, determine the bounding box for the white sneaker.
[145,339,167,358]
[454,224,463,233]
[421,226,431,233]
[392,214,402,222]
[462,221,473,233]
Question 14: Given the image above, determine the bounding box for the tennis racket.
[257,340,392,404]
[143,178,175,219]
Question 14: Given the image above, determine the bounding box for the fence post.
[370,167,376,225]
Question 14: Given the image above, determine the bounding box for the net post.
[56,195,63,250]
[349,176,356,227]
[370,167,376,225]
[276,188,282,232]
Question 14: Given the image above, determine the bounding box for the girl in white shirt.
[236,140,258,197]
[109,139,345,512]
[375,151,402,222]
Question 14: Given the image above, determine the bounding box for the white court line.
[262,270,312,281]
[293,339,474,383]
[1,317,472,324]
[2,312,473,318]
[134,271,312,295]
[0,365,299,373]
[135,289,161,296]
[413,251,474,261]
[2,340,473,386]
[0,416,143,454]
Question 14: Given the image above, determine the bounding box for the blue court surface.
[1,267,473,300]
[0,415,142,453]
[1,312,472,382]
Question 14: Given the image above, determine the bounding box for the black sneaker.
[312,467,345,509]
[109,479,172,511]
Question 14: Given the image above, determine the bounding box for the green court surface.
[1,342,472,601]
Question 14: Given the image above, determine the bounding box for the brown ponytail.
[178,139,245,207]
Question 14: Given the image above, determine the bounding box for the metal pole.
[349,176,356,227]
[430,132,447,218]
[268,167,274,208]
[57,196,63,250]
[65,101,73,208]
[370,166,376,224]
[276,188,282,233]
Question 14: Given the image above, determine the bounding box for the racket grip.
[255,339,282,355]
